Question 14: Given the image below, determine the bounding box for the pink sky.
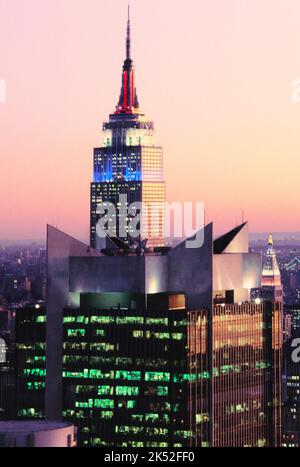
[0,0,300,242]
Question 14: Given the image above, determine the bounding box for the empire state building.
[90,7,166,249]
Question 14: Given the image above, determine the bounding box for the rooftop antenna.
[126,1,131,60]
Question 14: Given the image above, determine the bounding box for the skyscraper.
[62,293,191,447]
[90,7,165,249]
[189,301,282,447]
[44,220,282,447]
[261,235,283,302]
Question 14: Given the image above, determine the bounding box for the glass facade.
[62,293,191,447]
[15,305,46,420]
[188,301,282,447]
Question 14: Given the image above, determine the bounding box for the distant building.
[0,421,76,447]
[261,235,283,302]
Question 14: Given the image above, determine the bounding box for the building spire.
[126,2,131,60]
[114,3,140,114]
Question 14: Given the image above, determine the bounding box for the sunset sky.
[1,0,300,242]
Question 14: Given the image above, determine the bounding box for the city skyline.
[1,0,300,242]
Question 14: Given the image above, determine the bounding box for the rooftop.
[0,421,73,433]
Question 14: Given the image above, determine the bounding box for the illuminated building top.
[100,5,156,150]
[261,234,282,287]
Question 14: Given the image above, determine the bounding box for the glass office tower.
[62,292,191,447]
[91,8,165,249]
[189,301,282,447]
[15,305,46,420]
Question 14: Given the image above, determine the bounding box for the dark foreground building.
[62,292,190,447]
[15,304,46,419]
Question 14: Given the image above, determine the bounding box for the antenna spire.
[126,2,131,60]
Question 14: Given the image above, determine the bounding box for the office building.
[45,221,282,446]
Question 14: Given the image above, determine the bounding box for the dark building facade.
[62,292,191,447]
[15,305,46,420]
[45,221,283,447]
[0,343,16,420]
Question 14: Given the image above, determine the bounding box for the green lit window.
[98,385,113,395]
[256,361,269,370]
[173,373,196,383]
[117,400,136,409]
[75,385,95,394]
[133,330,143,338]
[171,333,184,340]
[145,427,168,437]
[93,399,114,409]
[36,316,46,323]
[67,329,85,337]
[95,329,105,337]
[127,400,136,409]
[26,381,45,390]
[146,442,168,447]
[174,319,188,327]
[196,413,209,424]
[88,343,114,353]
[146,318,168,326]
[145,413,159,422]
[157,386,168,396]
[116,386,139,396]
[145,372,170,382]
[64,317,76,323]
[76,316,88,324]
[131,414,144,422]
[63,370,89,379]
[174,430,193,438]
[75,401,91,409]
[116,317,144,325]
[17,408,43,419]
[116,370,141,381]
[23,368,46,377]
[145,331,170,339]
[101,411,113,419]
[116,426,144,435]
[89,369,114,379]
[90,316,115,324]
